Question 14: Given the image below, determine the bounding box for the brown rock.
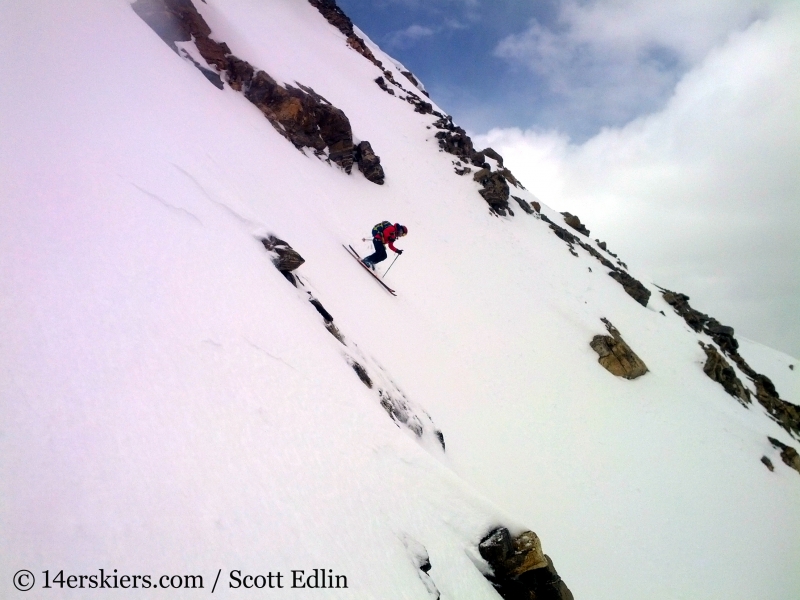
[225,55,255,91]
[261,236,305,273]
[590,319,649,379]
[308,0,384,68]
[768,437,800,475]
[661,288,799,437]
[508,531,548,575]
[561,212,590,236]
[479,528,573,600]
[699,342,751,406]
[473,169,511,215]
[500,168,521,188]
[133,0,362,174]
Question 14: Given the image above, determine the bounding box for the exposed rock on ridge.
[561,212,590,237]
[699,342,751,406]
[540,214,650,306]
[608,270,651,307]
[307,0,382,69]
[132,0,384,180]
[307,0,432,100]
[433,116,528,216]
[662,288,800,437]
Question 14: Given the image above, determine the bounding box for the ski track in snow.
[129,181,204,225]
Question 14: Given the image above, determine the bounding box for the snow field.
[1,1,798,599]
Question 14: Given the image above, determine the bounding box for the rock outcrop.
[662,289,800,437]
[244,75,356,172]
[590,319,649,379]
[355,141,385,184]
[261,236,305,285]
[307,0,382,68]
[699,342,751,406]
[539,214,651,306]
[608,270,651,307]
[473,168,511,215]
[561,212,590,237]
[512,195,537,215]
[768,437,800,475]
[432,116,526,216]
[478,527,573,600]
[133,0,383,178]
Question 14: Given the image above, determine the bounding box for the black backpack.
[371,221,392,239]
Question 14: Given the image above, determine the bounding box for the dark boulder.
[355,141,385,184]
[705,318,738,354]
[608,270,651,307]
[473,168,511,215]
[261,236,305,274]
[349,360,372,388]
[225,55,255,91]
[561,212,590,236]
[661,290,710,332]
[511,196,535,215]
[481,147,504,168]
[374,76,395,95]
[400,69,428,95]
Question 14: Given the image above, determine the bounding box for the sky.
[337,0,800,358]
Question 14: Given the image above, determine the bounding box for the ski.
[343,244,397,296]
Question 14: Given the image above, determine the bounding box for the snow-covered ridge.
[1,0,798,599]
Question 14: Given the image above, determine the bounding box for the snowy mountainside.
[1,1,798,599]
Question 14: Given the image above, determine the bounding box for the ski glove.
[396,249,404,255]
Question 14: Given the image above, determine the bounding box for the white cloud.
[494,0,775,134]
[386,24,436,49]
[477,4,800,357]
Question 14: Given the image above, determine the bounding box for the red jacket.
[375,224,401,252]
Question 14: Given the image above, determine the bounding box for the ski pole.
[383,253,401,278]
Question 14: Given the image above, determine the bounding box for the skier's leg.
[372,242,388,264]
[364,238,387,265]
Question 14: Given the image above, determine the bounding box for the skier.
[362,221,408,270]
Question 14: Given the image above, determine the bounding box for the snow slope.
[1,1,798,599]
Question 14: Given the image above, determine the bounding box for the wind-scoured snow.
[1,1,798,599]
